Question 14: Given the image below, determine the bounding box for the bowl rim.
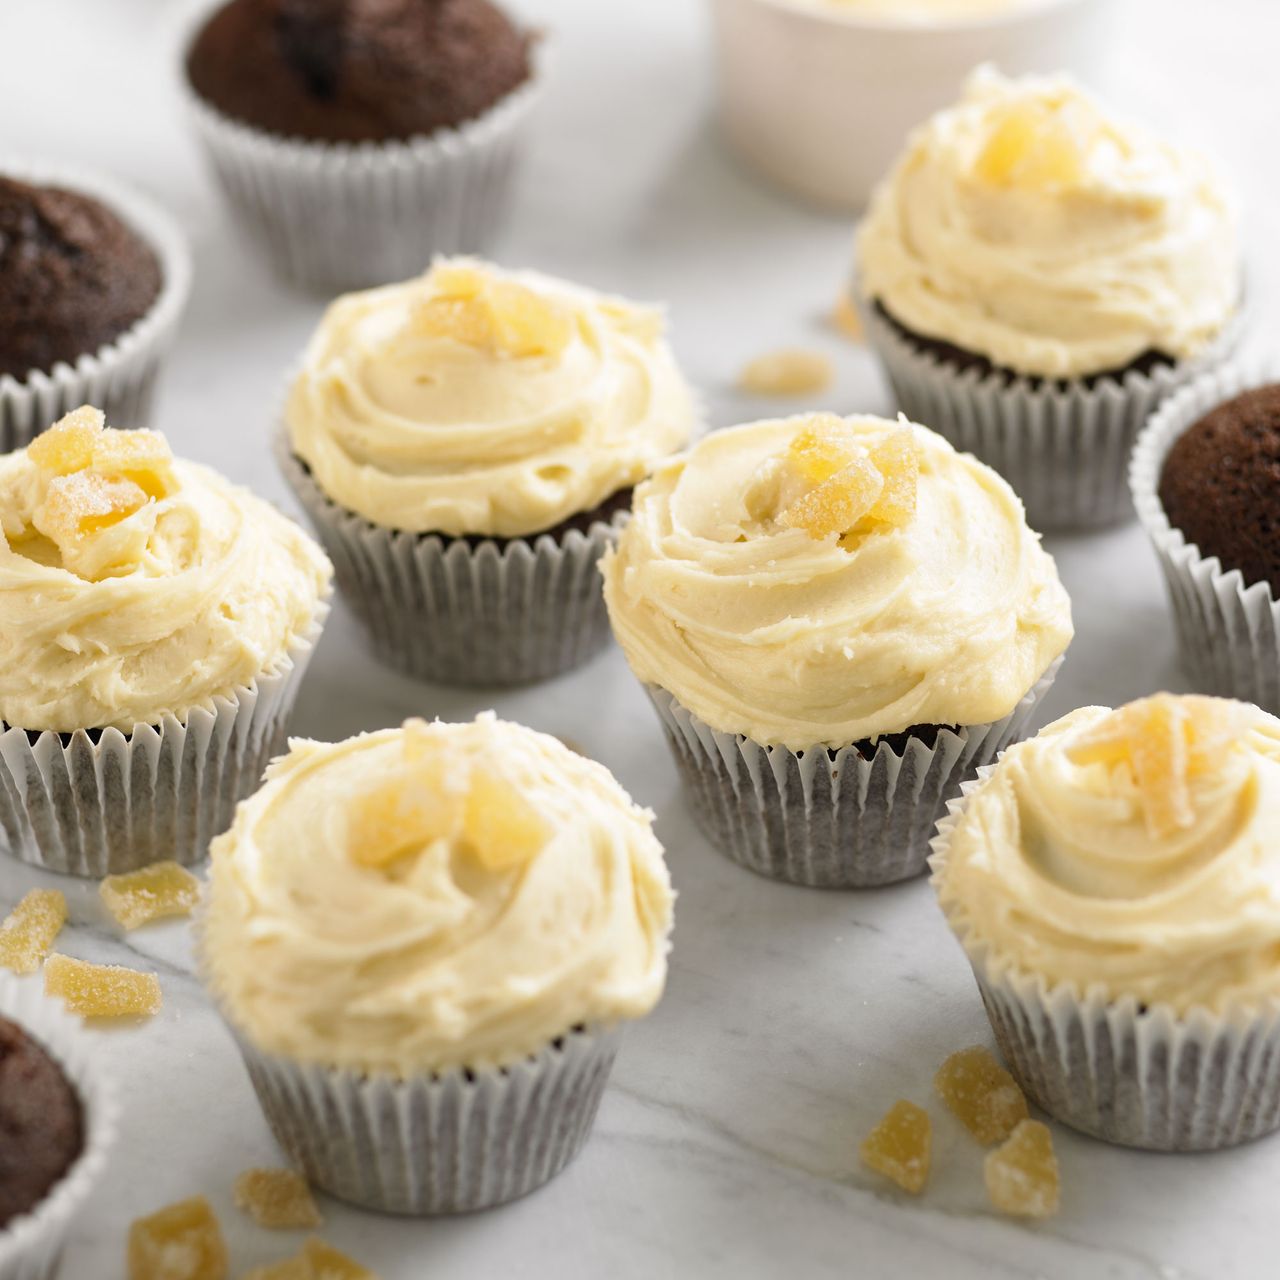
[730,0,1102,35]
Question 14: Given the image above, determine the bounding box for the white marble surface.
[4,0,1280,1276]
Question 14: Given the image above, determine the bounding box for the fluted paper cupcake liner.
[0,160,191,452]
[931,774,1280,1150]
[183,44,544,292]
[0,974,118,1280]
[1131,356,1280,714]
[277,435,623,687]
[230,1026,619,1215]
[857,291,1243,532]
[644,657,1060,888]
[0,604,327,877]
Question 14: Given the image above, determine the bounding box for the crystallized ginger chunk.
[127,1196,228,1280]
[975,100,1095,191]
[781,453,883,540]
[487,280,573,359]
[786,416,858,484]
[234,1167,323,1230]
[100,862,201,931]
[347,775,458,869]
[859,1099,931,1194]
[45,953,162,1019]
[464,771,549,871]
[27,406,104,474]
[831,292,864,343]
[0,889,67,975]
[415,264,571,360]
[91,427,176,499]
[864,427,921,528]
[34,471,148,544]
[241,1262,311,1280]
[242,1239,375,1280]
[428,261,487,299]
[739,348,832,397]
[934,1045,1028,1145]
[984,1119,1060,1218]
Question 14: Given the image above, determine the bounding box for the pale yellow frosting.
[857,68,1239,378]
[203,715,674,1076]
[0,426,330,733]
[933,701,1280,1014]
[600,413,1072,751]
[285,258,700,538]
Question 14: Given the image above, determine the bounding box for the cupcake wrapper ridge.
[231,1026,619,1216]
[857,288,1243,533]
[0,604,327,877]
[277,433,622,687]
[1130,356,1280,714]
[932,773,1280,1151]
[183,45,545,292]
[646,657,1060,889]
[0,159,192,452]
[0,974,118,1280]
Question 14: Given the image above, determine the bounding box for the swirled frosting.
[0,410,331,732]
[601,413,1072,751]
[857,68,1239,378]
[285,258,700,538]
[203,715,674,1076]
[933,699,1280,1014]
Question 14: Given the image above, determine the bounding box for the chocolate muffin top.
[186,0,531,144]
[0,177,163,382]
[0,1014,84,1228]
[1159,384,1280,595]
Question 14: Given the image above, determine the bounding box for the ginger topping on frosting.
[974,94,1102,191]
[1066,693,1253,839]
[412,259,574,360]
[765,414,920,542]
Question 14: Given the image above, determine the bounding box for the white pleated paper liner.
[182,40,545,292]
[1131,356,1280,715]
[0,603,327,878]
[931,773,1280,1151]
[276,433,625,687]
[856,288,1244,534]
[0,159,192,453]
[644,657,1060,889]
[0,975,118,1280]
[229,1024,620,1216]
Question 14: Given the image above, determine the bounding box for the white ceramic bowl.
[707,0,1113,210]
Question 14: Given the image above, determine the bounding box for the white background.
[3,0,1279,1276]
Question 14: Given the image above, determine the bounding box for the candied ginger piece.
[44,953,162,1019]
[34,471,148,545]
[0,889,68,975]
[831,293,864,343]
[739,348,832,397]
[100,862,200,931]
[859,1099,931,1194]
[234,1167,323,1230]
[428,260,487,299]
[463,771,549,871]
[347,768,459,869]
[302,1239,377,1280]
[28,406,104,474]
[127,1196,228,1280]
[865,427,920,528]
[91,427,176,499]
[976,101,1093,191]
[781,454,882,540]
[935,1046,1028,1145]
[413,295,496,348]
[487,281,573,359]
[985,1119,1060,1218]
[787,416,858,484]
[241,1262,310,1280]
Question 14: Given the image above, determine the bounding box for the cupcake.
[855,67,1242,530]
[932,693,1280,1151]
[0,169,190,453]
[280,257,700,685]
[0,975,117,1280]
[1132,363,1280,715]
[601,411,1072,888]
[183,0,543,290]
[0,407,332,877]
[201,713,673,1214]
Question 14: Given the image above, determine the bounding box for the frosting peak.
[285,258,700,538]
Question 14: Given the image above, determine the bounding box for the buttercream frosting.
[601,412,1072,751]
[857,68,1239,378]
[285,258,700,538]
[933,698,1280,1014]
[0,410,331,732]
[203,714,674,1076]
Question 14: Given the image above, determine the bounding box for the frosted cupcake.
[855,67,1241,530]
[602,411,1072,888]
[281,257,699,685]
[933,694,1280,1151]
[201,714,673,1214]
[0,407,331,876]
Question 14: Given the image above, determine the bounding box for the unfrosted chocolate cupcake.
[0,1014,84,1228]
[1158,384,1280,595]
